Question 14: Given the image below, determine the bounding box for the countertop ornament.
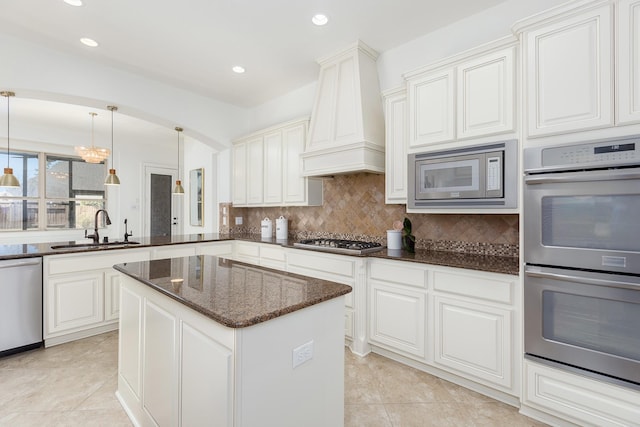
[402,217,416,253]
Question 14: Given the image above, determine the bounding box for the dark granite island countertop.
[114,255,352,328]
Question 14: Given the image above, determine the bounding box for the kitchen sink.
[51,241,141,250]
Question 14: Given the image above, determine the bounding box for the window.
[0,151,107,231]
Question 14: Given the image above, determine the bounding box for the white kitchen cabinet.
[407,69,455,147]
[618,0,640,124]
[263,130,283,204]
[520,3,613,137]
[232,142,247,206]
[150,243,198,259]
[368,258,428,359]
[246,136,264,205]
[431,268,517,394]
[47,272,104,334]
[282,121,323,206]
[405,38,517,149]
[457,47,515,139]
[383,87,408,204]
[521,359,640,427]
[232,118,322,207]
[43,247,151,346]
[104,269,121,321]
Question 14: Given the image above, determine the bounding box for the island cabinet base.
[116,274,345,427]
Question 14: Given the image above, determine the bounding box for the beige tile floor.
[0,332,547,426]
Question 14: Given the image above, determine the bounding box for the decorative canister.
[276,215,288,240]
[386,230,402,250]
[261,217,273,238]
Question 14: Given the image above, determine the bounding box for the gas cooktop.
[293,238,385,255]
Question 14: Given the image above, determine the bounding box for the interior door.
[144,165,181,237]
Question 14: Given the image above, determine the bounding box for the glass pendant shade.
[76,112,110,164]
[104,106,120,185]
[0,91,20,187]
[173,127,184,196]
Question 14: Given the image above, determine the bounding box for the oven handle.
[525,267,640,290]
[524,168,640,185]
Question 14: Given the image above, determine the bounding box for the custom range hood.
[302,41,385,177]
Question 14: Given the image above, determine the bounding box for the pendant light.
[104,105,120,185]
[0,91,20,188]
[75,112,110,163]
[173,126,185,195]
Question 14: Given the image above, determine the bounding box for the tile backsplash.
[220,173,519,257]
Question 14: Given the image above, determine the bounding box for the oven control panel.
[530,136,640,170]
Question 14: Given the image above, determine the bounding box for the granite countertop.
[114,255,352,328]
[0,232,519,275]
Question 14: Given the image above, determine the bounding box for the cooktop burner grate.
[293,238,385,255]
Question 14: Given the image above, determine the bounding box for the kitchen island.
[114,255,351,427]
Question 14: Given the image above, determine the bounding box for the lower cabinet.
[43,248,152,346]
[432,268,516,393]
[367,259,519,400]
[521,359,640,427]
[368,259,427,359]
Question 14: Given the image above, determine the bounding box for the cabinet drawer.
[260,245,285,263]
[236,242,260,259]
[46,248,150,275]
[286,250,356,284]
[433,269,515,305]
[369,259,427,288]
[152,244,197,260]
[196,242,233,257]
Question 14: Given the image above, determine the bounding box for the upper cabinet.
[383,87,408,204]
[232,118,323,208]
[404,39,517,149]
[518,2,613,138]
[618,0,640,124]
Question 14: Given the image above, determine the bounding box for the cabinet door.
[408,69,455,147]
[47,272,104,334]
[181,322,233,427]
[525,5,613,137]
[369,282,426,358]
[232,142,247,206]
[263,130,283,204]
[246,137,264,205]
[283,122,307,204]
[104,270,121,321]
[457,47,515,139]
[434,296,512,389]
[618,0,640,124]
[384,89,408,204]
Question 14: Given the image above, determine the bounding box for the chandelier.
[75,112,110,163]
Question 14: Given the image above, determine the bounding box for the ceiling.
[2,0,511,147]
[1,0,508,109]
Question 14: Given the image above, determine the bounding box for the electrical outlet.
[235,216,243,225]
[292,340,313,368]
[222,216,227,226]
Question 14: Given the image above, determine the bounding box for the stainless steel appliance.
[294,239,384,255]
[408,139,518,209]
[523,136,640,390]
[0,257,43,356]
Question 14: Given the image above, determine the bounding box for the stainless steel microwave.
[408,140,518,209]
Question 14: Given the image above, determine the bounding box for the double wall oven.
[523,136,640,390]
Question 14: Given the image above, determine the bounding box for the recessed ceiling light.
[80,37,99,47]
[64,0,83,6]
[312,14,328,26]
[232,66,246,74]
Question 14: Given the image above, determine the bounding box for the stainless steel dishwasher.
[0,257,43,356]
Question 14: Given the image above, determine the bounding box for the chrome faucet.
[85,209,112,244]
